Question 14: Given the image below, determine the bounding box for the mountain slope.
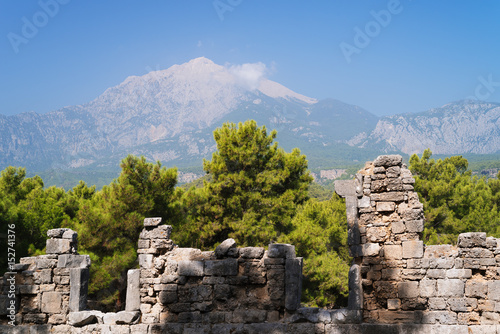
[359,101,500,155]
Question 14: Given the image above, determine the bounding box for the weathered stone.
[69,268,89,312]
[57,254,90,268]
[446,269,472,279]
[376,201,395,212]
[138,254,154,269]
[405,220,424,233]
[46,239,71,254]
[419,280,436,298]
[386,166,401,178]
[47,228,71,238]
[488,281,500,301]
[285,258,303,310]
[421,311,458,325]
[144,217,162,227]
[391,221,406,234]
[178,260,204,276]
[268,243,296,259]
[402,240,424,259]
[384,245,402,260]
[205,258,238,276]
[41,291,61,313]
[362,243,380,257]
[457,232,487,248]
[428,298,447,310]
[232,309,267,323]
[348,264,363,310]
[387,299,401,310]
[139,224,172,240]
[465,280,487,298]
[240,247,265,259]
[215,238,237,258]
[398,281,419,298]
[334,180,356,197]
[377,310,419,323]
[61,229,77,242]
[103,311,140,325]
[126,269,140,311]
[67,311,104,327]
[437,279,464,297]
[373,155,402,167]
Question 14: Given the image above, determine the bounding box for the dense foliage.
[410,149,500,244]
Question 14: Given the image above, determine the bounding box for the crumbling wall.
[4,154,500,333]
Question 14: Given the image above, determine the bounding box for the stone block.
[405,220,424,233]
[386,166,401,178]
[371,192,405,202]
[421,311,458,325]
[481,311,500,324]
[69,268,89,312]
[178,260,204,276]
[57,254,90,268]
[358,196,371,208]
[240,247,265,259]
[376,202,395,212]
[41,291,62,313]
[61,229,77,242]
[67,311,104,327]
[139,224,172,240]
[362,243,380,257]
[205,259,238,276]
[457,232,487,248]
[398,281,419,298]
[334,180,356,197]
[285,258,303,310]
[419,280,436,298]
[428,298,447,310]
[465,280,487,298]
[268,244,296,258]
[215,238,237,258]
[138,254,154,269]
[382,268,401,280]
[437,279,464,297]
[373,155,402,167]
[126,269,140,311]
[366,226,388,242]
[47,228,72,238]
[384,245,402,260]
[46,239,71,254]
[232,309,267,323]
[144,217,162,227]
[387,299,401,310]
[391,221,405,234]
[377,310,419,323]
[348,264,362,310]
[488,281,500,301]
[402,240,424,259]
[446,269,472,279]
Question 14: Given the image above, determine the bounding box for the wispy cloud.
[227,62,268,91]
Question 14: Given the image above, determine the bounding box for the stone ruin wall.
[3,155,500,333]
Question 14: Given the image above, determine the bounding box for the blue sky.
[1,0,499,117]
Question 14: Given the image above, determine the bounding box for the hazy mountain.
[355,100,500,155]
[0,58,379,176]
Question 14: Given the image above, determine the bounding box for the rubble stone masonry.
[3,155,500,333]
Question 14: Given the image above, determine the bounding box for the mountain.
[355,100,500,155]
[0,57,379,180]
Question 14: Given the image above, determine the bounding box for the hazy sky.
[1,0,499,117]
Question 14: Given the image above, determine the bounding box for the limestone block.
[405,220,424,233]
[437,279,464,298]
[366,226,388,242]
[232,309,267,323]
[362,243,380,257]
[334,180,356,197]
[57,254,90,268]
[402,269,426,280]
[40,291,62,313]
[139,224,172,240]
[381,268,401,280]
[330,309,362,324]
[459,247,493,258]
[419,280,436,298]
[373,155,402,167]
[457,232,487,248]
[387,299,401,310]
[386,178,404,191]
[205,258,238,276]
[446,269,472,279]
[377,310,419,323]
[62,229,77,242]
[285,257,303,310]
[488,281,500,301]
[371,179,387,193]
[358,196,371,208]
[240,247,265,259]
[67,311,104,326]
[215,238,237,258]
[35,269,52,284]
[384,245,402,260]
[371,192,405,202]
[178,285,212,303]
[398,281,419,298]
[178,260,204,276]
[138,254,154,269]
[402,240,424,259]
[69,268,89,312]
[436,258,454,269]
[47,228,71,238]
[376,202,395,212]
[103,311,140,325]
[428,298,447,310]
[348,264,363,310]
[386,166,401,178]
[126,269,140,311]
[137,239,150,249]
[391,221,406,234]
[268,243,296,259]
[46,239,71,254]
[421,311,458,325]
[481,311,500,324]
[143,217,162,227]
[465,280,487,298]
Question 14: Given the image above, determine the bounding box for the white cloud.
[227,62,268,91]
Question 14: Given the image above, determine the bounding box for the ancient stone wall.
[4,154,500,333]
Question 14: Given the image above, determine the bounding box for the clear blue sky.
[1,0,499,117]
